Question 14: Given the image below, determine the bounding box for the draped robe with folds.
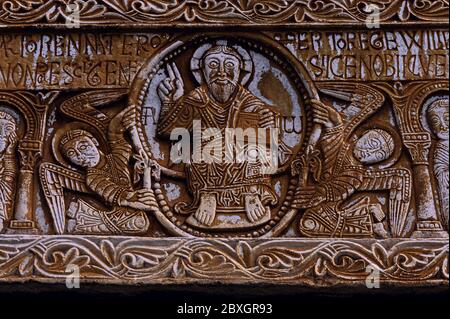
[433,140,449,229]
[0,153,16,224]
[158,85,280,213]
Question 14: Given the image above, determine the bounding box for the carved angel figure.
[0,110,18,232]
[292,85,412,238]
[40,103,158,235]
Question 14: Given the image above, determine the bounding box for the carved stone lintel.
[0,5,448,291]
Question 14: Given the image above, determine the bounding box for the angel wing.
[60,89,128,137]
[39,163,90,235]
[317,82,385,139]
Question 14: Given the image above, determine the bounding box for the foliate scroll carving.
[0,236,447,285]
[0,0,448,26]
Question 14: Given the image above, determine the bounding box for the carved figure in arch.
[0,110,18,232]
[292,85,412,238]
[426,97,449,230]
[40,104,158,235]
[157,42,290,230]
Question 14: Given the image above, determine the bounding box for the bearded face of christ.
[202,48,241,104]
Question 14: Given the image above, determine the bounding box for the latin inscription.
[0,33,169,89]
[275,30,449,81]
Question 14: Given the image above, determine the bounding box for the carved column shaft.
[7,140,41,234]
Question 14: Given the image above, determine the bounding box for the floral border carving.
[0,0,448,27]
[0,236,447,286]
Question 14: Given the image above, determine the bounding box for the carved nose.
[218,64,226,75]
[74,149,83,158]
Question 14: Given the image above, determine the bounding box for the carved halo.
[51,122,108,171]
[190,40,254,86]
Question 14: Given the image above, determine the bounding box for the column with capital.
[403,133,448,238]
[0,91,58,234]
[374,81,449,239]
[6,140,41,234]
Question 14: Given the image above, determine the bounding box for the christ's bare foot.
[245,194,266,223]
[194,194,217,226]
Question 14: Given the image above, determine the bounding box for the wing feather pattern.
[39,163,89,234]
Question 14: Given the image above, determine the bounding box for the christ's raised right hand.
[158,63,185,104]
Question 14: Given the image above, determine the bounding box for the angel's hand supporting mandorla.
[108,104,137,135]
[311,99,343,129]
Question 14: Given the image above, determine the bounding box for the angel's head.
[353,129,394,165]
[0,110,17,153]
[60,129,101,168]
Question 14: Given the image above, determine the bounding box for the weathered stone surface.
[0,0,448,289]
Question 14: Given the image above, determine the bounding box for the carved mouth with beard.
[208,78,237,104]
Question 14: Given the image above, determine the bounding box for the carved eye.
[67,150,76,157]
[5,125,14,133]
[225,61,235,69]
[209,60,219,69]
[431,117,441,126]
[376,151,385,160]
[79,145,88,151]
[431,118,438,124]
